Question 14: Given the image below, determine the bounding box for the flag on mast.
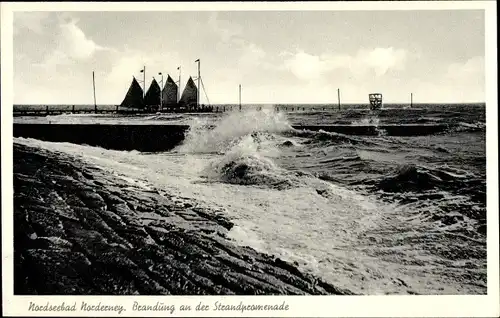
[195,59,199,62]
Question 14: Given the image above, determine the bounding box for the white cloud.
[359,47,407,76]
[210,13,267,66]
[105,50,181,103]
[277,48,482,103]
[283,47,408,82]
[238,42,266,67]
[208,12,242,43]
[283,51,327,81]
[431,56,485,102]
[208,13,268,84]
[107,54,153,85]
[58,19,106,60]
[35,17,109,70]
[411,79,484,103]
[32,50,72,70]
[14,12,51,35]
[445,56,484,82]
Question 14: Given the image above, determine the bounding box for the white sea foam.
[176,108,292,154]
[351,117,380,126]
[201,134,287,186]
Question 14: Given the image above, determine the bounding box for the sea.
[13,103,487,295]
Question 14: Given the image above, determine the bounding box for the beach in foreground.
[14,143,351,295]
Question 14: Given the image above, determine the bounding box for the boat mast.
[178,66,181,103]
[195,59,200,108]
[159,72,163,111]
[143,66,146,99]
[410,92,413,108]
[92,71,97,112]
[239,84,242,111]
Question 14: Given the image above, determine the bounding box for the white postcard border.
[2,1,498,317]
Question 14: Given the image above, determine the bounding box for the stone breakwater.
[13,143,352,295]
[13,123,453,152]
[13,124,189,152]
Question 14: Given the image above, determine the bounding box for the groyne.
[13,123,451,152]
[14,124,189,152]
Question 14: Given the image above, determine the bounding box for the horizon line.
[13,102,486,106]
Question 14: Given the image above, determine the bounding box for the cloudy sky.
[13,9,485,104]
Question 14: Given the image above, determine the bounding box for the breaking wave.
[201,135,299,189]
[175,109,299,189]
[176,108,292,154]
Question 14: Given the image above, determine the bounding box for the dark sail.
[144,78,161,108]
[162,75,178,108]
[179,76,197,108]
[120,77,144,109]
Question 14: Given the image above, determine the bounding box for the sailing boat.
[161,75,178,110]
[119,61,211,113]
[144,78,161,112]
[120,76,144,109]
[179,76,198,110]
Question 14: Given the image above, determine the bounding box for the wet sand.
[13,143,352,295]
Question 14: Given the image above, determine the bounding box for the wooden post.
[337,88,341,111]
[93,71,97,113]
[46,105,49,115]
[143,66,146,99]
[410,93,413,108]
[72,105,75,113]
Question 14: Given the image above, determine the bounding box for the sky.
[13,9,485,104]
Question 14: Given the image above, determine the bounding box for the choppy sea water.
[14,104,487,295]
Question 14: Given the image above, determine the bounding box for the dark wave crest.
[371,164,484,197]
[448,121,486,133]
[287,129,369,146]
